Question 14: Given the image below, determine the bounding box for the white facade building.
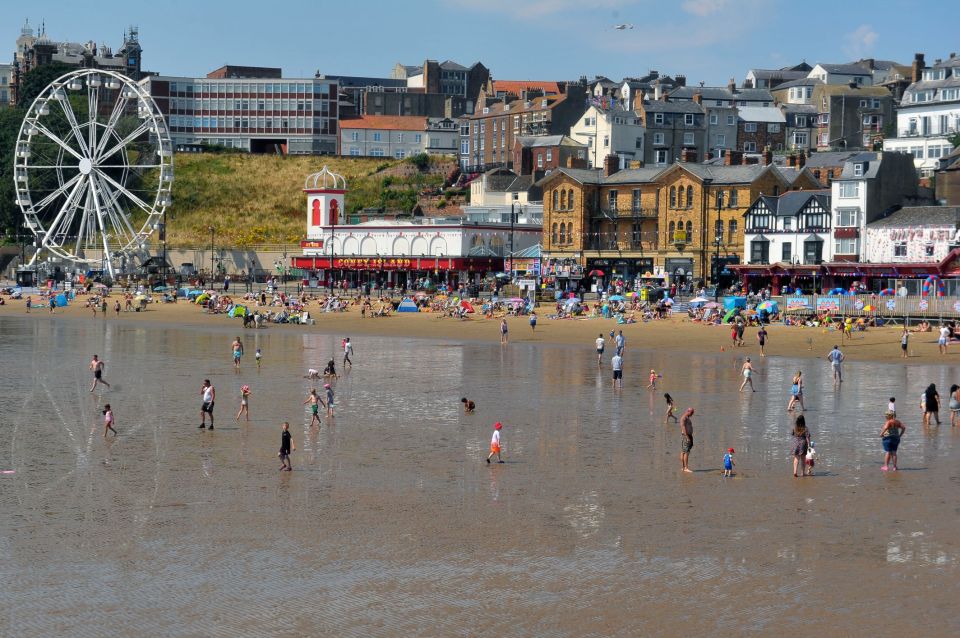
[883,54,960,176]
[865,206,960,264]
[569,102,644,168]
[340,115,458,158]
[808,63,873,86]
[743,191,832,265]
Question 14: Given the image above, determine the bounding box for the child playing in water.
[324,383,335,418]
[103,404,117,437]
[486,422,504,464]
[664,393,677,423]
[278,422,294,471]
[647,369,659,390]
[236,385,251,421]
[255,348,262,370]
[461,397,476,413]
[887,397,896,418]
[723,447,735,477]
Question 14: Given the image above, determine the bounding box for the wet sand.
[1,314,959,636]
[0,296,957,365]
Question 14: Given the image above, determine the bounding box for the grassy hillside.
[166,153,449,247]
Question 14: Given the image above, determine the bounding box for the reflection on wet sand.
[1,316,959,636]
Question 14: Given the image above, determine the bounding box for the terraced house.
[538,154,820,288]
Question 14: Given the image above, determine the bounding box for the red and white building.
[291,167,541,287]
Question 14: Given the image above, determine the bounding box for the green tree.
[0,107,27,241]
[949,132,960,150]
[16,62,75,107]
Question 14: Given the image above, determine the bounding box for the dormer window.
[483,107,489,114]
[541,99,548,107]
[853,163,863,177]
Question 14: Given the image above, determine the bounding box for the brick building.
[636,97,707,167]
[736,106,786,153]
[512,135,587,176]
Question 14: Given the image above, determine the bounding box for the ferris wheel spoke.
[32,122,85,163]
[95,169,157,217]
[91,173,139,247]
[92,94,130,159]
[97,121,152,163]
[28,172,84,211]
[87,82,100,155]
[56,93,91,158]
[40,176,87,248]
[74,188,93,256]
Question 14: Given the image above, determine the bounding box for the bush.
[437,198,447,209]
[408,153,430,171]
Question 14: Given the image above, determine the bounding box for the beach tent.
[723,296,747,311]
[55,293,68,307]
[460,300,475,313]
[229,305,248,317]
[397,298,419,313]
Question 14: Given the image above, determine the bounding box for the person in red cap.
[723,447,736,477]
[486,422,504,464]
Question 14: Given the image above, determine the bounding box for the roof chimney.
[728,77,736,93]
[762,147,773,166]
[912,53,925,83]
[798,151,806,168]
[787,153,797,168]
[603,154,620,178]
[692,91,703,105]
[724,150,743,166]
[675,74,687,87]
[680,148,698,163]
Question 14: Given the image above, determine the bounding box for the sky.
[5,0,957,86]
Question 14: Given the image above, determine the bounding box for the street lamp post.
[714,190,724,302]
[207,226,215,286]
[700,178,712,292]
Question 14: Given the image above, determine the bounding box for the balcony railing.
[594,206,657,219]
[585,239,658,251]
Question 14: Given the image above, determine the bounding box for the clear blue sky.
[6,0,956,85]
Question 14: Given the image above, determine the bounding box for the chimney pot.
[787,154,797,168]
[603,154,620,178]
[762,147,773,166]
[728,78,737,93]
[692,92,702,105]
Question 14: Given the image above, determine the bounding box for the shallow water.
[1,316,959,636]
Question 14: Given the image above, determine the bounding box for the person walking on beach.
[757,325,768,357]
[826,345,845,383]
[102,404,117,437]
[611,351,623,389]
[303,389,324,427]
[722,448,735,477]
[324,383,335,418]
[255,347,262,370]
[615,330,625,356]
[922,383,940,426]
[232,336,244,371]
[461,397,476,413]
[278,422,294,471]
[236,385,251,422]
[486,422,504,464]
[500,319,509,344]
[647,368,659,390]
[199,380,216,429]
[739,357,756,392]
[529,311,537,332]
[736,320,746,347]
[89,355,111,392]
[343,337,354,366]
[888,397,897,418]
[48,295,56,314]
[679,408,695,473]
[101,298,107,317]
[790,415,811,477]
[664,393,678,423]
[939,324,950,355]
[595,333,605,366]
[949,385,960,427]
[787,371,805,412]
[25,296,31,313]
[900,327,909,358]
[114,300,121,318]
[880,411,905,472]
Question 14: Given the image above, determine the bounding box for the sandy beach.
[1,293,955,365]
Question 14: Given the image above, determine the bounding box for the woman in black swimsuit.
[923,383,941,426]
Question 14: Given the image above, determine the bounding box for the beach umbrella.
[608,294,625,301]
[460,300,475,313]
[704,302,720,309]
[587,269,605,277]
[757,300,778,312]
[862,304,876,312]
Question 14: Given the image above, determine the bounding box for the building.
[742,190,832,269]
[883,53,960,177]
[802,150,860,187]
[744,63,812,89]
[667,86,737,158]
[395,59,489,110]
[936,146,960,205]
[771,77,822,152]
[512,135,587,176]
[568,100,644,168]
[465,83,588,172]
[12,20,144,104]
[737,107,786,153]
[828,151,918,261]
[292,166,538,289]
[339,115,458,158]
[207,65,281,79]
[813,83,893,151]
[142,75,338,154]
[808,63,874,86]
[488,80,563,99]
[636,98,706,166]
[865,206,960,264]
[538,153,819,288]
[0,63,12,107]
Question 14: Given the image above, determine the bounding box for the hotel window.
[552,223,558,244]
[894,242,907,257]
[654,113,664,124]
[395,150,406,159]
[397,133,404,143]
[669,186,677,208]
[710,114,718,125]
[839,182,859,198]
[835,209,859,227]
[537,153,544,168]
[684,114,695,125]
[744,123,757,132]
[767,123,780,133]
[350,132,359,142]
[853,163,863,177]
[632,189,641,211]
[925,244,935,257]
[553,191,559,210]
[782,242,792,261]
[546,150,553,162]
[608,190,618,211]
[716,134,726,147]
[372,132,382,141]
[834,237,858,255]
[370,148,385,157]
[728,190,738,207]
[683,132,694,145]
[727,115,735,125]
[653,132,664,145]
[728,219,737,238]
[686,186,694,208]
[349,147,361,156]
[744,142,757,152]
[655,149,669,165]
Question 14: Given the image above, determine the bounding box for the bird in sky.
[612,23,634,30]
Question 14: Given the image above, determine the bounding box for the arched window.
[552,190,559,210]
[668,221,675,240]
[686,220,693,239]
[551,223,558,245]
[559,223,566,245]
[686,185,694,208]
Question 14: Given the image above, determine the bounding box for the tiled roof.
[772,77,824,89]
[814,63,873,75]
[737,106,785,123]
[603,167,667,184]
[339,115,427,130]
[802,150,860,168]
[779,103,817,114]
[756,191,831,216]
[677,163,773,184]
[516,135,585,149]
[748,69,809,81]
[492,80,563,96]
[472,93,567,118]
[536,167,603,186]
[733,88,774,102]
[640,100,704,113]
[668,86,734,101]
[816,84,890,97]
[439,60,468,72]
[868,206,960,228]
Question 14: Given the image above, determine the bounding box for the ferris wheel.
[13,68,172,277]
